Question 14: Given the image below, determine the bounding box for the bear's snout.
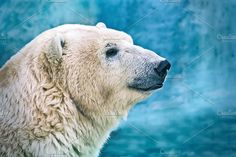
[128,56,171,92]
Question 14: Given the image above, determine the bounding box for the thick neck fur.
[0,52,123,157]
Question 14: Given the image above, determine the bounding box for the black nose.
[154,60,171,77]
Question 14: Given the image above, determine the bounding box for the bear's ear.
[45,33,65,65]
[96,22,107,29]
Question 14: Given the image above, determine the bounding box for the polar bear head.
[32,22,170,119]
[0,22,171,156]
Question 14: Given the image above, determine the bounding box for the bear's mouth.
[128,83,163,92]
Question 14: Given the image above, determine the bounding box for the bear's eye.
[105,47,119,58]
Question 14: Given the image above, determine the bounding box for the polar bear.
[0,23,170,157]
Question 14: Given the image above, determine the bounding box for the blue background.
[0,0,236,156]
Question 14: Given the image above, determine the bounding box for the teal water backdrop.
[0,0,235,156]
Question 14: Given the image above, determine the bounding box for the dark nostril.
[164,60,171,70]
[154,60,171,77]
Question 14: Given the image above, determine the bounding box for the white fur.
[0,23,164,157]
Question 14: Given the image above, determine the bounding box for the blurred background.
[0,0,236,156]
